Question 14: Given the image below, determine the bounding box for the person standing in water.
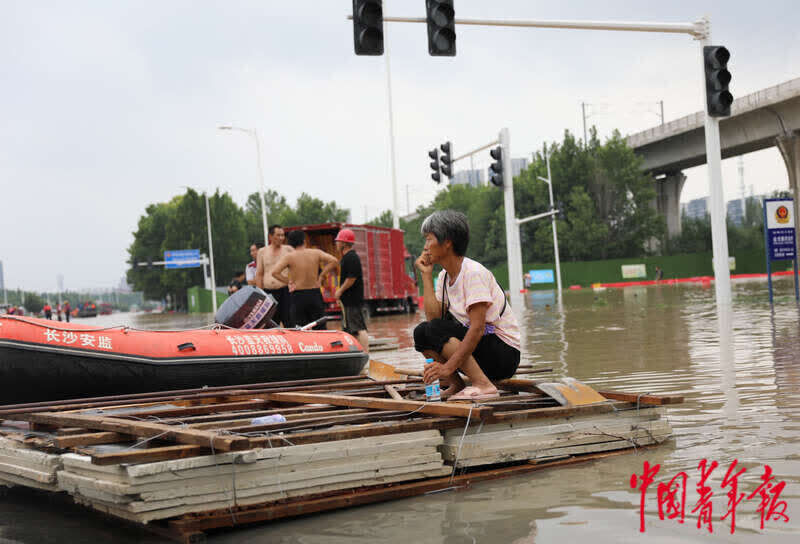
[271,230,338,330]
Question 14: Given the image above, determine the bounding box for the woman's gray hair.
[421,210,469,256]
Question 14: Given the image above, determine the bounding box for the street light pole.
[218,126,269,245]
[181,186,218,314]
[204,191,218,314]
[540,147,563,304]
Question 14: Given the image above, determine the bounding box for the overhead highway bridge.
[627,77,800,239]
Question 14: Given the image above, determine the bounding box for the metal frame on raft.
[0,368,683,543]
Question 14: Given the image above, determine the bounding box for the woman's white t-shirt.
[434,257,521,351]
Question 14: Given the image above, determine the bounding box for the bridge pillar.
[777,134,800,256]
[655,171,686,239]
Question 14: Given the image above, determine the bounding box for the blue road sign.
[528,269,555,284]
[764,199,796,261]
[165,249,202,269]
[763,198,799,303]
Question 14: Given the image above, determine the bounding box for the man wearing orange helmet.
[334,228,369,352]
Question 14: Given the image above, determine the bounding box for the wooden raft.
[0,373,683,542]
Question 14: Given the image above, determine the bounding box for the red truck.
[283,223,418,315]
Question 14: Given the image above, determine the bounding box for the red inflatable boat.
[0,315,368,404]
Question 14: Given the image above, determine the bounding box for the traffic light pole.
[699,23,732,306]
[499,128,524,295]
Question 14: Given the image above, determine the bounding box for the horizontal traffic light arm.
[517,209,560,225]
[348,15,704,38]
[449,139,498,163]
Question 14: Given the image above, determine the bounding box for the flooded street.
[2,278,800,543]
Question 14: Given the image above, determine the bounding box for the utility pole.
[660,100,665,126]
[581,102,588,146]
[543,147,563,303]
[738,156,746,223]
[204,192,217,314]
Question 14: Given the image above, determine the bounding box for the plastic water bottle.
[424,358,441,402]
[251,414,286,425]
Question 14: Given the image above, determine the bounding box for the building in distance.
[450,158,531,188]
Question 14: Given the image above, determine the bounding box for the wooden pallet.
[0,373,683,542]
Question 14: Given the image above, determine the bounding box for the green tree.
[127,189,247,308]
[243,190,293,244]
[368,210,394,227]
[289,193,349,225]
[127,200,177,300]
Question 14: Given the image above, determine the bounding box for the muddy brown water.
[1,278,799,543]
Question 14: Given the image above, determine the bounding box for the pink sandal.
[448,386,499,402]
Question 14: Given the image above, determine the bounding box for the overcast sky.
[2,1,799,292]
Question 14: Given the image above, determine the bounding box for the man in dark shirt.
[334,229,369,352]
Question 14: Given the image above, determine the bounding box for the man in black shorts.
[256,225,293,327]
[271,230,338,330]
[334,229,369,352]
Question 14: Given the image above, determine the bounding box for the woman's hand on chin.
[415,253,434,275]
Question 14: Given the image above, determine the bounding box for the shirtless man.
[255,225,293,326]
[271,230,338,330]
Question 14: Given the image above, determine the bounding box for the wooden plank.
[384,385,403,400]
[110,399,267,420]
[168,444,659,533]
[77,420,463,464]
[186,408,371,430]
[495,378,545,393]
[18,413,250,452]
[0,375,366,414]
[168,405,359,426]
[489,401,626,422]
[222,410,411,433]
[598,391,684,405]
[84,444,209,466]
[54,432,130,448]
[264,392,493,419]
[248,417,465,447]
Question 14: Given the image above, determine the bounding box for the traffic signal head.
[703,46,732,117]
[425,1,456,56]
[439,141,453,179]
[132,259,139,270]
[147,257,153,270]
[429,148,441,183]
[353,0,384,55]
[489,146,503,187]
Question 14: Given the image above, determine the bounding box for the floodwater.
[2,278,800,543]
